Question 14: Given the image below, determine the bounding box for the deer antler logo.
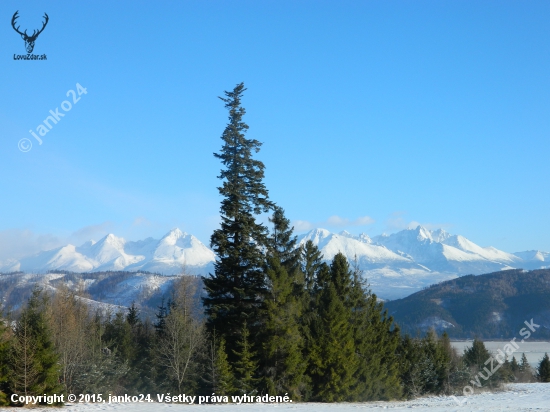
[11,11,49,54]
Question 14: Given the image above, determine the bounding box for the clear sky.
[1,0,549,259]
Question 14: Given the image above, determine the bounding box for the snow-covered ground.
[6,383,549,411]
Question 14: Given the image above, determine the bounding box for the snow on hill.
[2,229,215,276]
[0,226,548,300]
[298,226,549,299]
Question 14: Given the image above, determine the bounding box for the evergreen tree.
[463,338,499,388]
[510,356,519,374]
[348,257,401,400]
[463,339,491,370]
[0,319,11,405]
[154,297,169,338]
[301,240,323,294]
[520,353,531,373]
[203,83,274,353]
[537,353,550,383]
[214,337,235,394]
[232,322,260,394]
[308,254,358,401]
[261,255,306,398]
[10,289,63,400]
[267,207,301,272]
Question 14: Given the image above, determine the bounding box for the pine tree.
[10,289,63,400]
[308,254,358,401]
[463,339,499,388]
[214,337,235,394]
[510,356,520,374]
[537,353,550,383]
[261,255,306,398]
[203,83,274,353]
[0,319,11,405]
[301,240,323,294]
[349,263,401,400]
[232,322,260,394]
[520,353,531,372]
[267,207,301,272]
[463,339,491,370]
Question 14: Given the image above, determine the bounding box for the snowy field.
[452,341,550,367]
[4,384,549,412]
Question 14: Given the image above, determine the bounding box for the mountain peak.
[160,228,188,244]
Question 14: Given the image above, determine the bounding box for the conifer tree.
[214,337,235,394]
[203,83,274,352]
[268,207,301,272]
[308,254,358,401]
[10,289,62,400]
[232,322,260,394]
[510,356,520,374]
[349,264,401,400]
[261,255,305,398]
[0,320,11,405]
[463,339,491,370]
[301,240,323,294]
[537,353,550,382]
[520,353,531,372]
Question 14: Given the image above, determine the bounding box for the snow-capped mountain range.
[1,226,548,299]
[0,228,215,276]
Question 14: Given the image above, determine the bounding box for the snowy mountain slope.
[2,229,215,276]
[1,226,548,300]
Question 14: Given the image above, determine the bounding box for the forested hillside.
[385,269,550,338]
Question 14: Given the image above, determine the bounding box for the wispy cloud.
[69,222,113,244]
[293,215,375,232]
[0,229,63,261]
[385,212,450,232]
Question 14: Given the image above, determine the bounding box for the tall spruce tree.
[267,207,301,272]
[308,254,358,401]
[10,289,63,400]
[301,240,323,294]
[261,255,306,398]
[232,322,260,394]
[348,263,401,400]
[0,319,11,405]
[537,353,550,382]
[203,83,274,353]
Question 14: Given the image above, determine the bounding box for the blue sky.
[1,0,549,258]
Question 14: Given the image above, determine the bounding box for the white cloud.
[293,215,375,232]
[385,212,450,232]
[0,229,62,261]
[293,220,315,231]
[68,222,113,244]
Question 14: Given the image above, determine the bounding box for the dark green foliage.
[10,289,63,400]
[520,353,531,373]
[267,207,301,273]
[261,255,306,398]
[0,320,11,405]
[537,353,550,382]
[351,288,402,399]
[203,82,274,353]
[301,240,323,294]
[510,356,519,374]
[397,331,452,398]
[232,322,260,394]
[463,339,491,370]
[308,255,358,401]
[462,338,503,388]
[214,337,235,394]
